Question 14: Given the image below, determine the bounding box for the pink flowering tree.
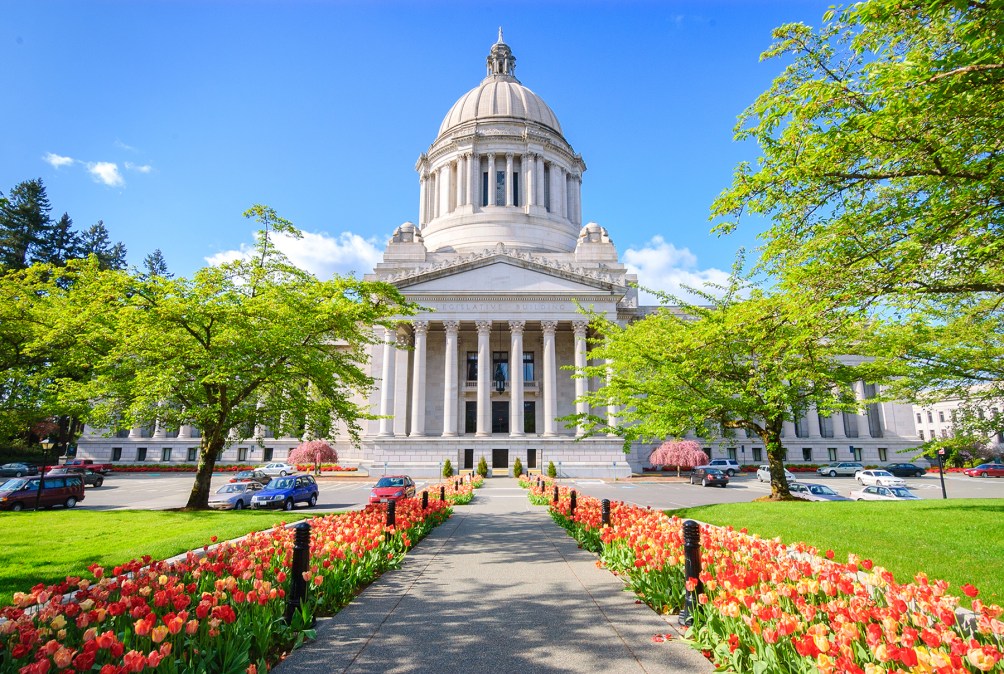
[649,439,708,477]
[288,440,338,474]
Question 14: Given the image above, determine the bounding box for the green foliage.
[711,1,1004,412]
[442,458,453,477]
[476,455,488,478]
[78,221,127,270]
[0,178,52,270]
[546,460,557,478]
[512,457,523,477]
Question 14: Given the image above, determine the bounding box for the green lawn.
[0,510,326,606]
[669,499,1004,608]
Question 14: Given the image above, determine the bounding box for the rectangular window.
[495,170,506,205]
[512,172,520,206]
[527,448,537,469]
[919,430,925,440]
[492,351,509,390]
[187,447,197,462]
[938,411,945,423]
[916,412,922,423]
[703,447,712,458]
[727,447,737,461]
[112,447,122,462]
[802,447,812,462]
[782,448,788,461]
[852,446,862,461]
[463,448,474,470]
[263,447,274,462]
[136,447,147,462]
[492,447,508,469]
[524,401,536,434]
[543,165,551,211]
[828,447,837,462]
[465,401,477,434]
[752,447,763,462]
[491,401,509,434]
[238,447,248,462]
[818,414,833,438]
[927,411,933,423]
[161,448,172,462]
[878,447,888,462]
[523,351,535,382]
[466,351,478,382]
[482,172,489,206]
[941,429,948,438]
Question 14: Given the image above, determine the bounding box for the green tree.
[0,179,53,270]
[35,213,82,268]
[711,1,1004,409]
[567,272,882,499]
[142,248,172,278]
[68,206,416,509]
[79,221,127,270]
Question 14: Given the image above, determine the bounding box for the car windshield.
[1,478,32,490]
[376,478,406,488]
[217,484,246,494]
[872,471,893,477]
[235,471,252,478]
[270,478,295,490]
[809,485,838,495]
[888,487,913,498]
[704,469,723,475]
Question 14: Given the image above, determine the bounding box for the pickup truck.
[63,458,114,475]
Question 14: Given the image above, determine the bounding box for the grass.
[0,510,331,606]
[669,499,1004,608]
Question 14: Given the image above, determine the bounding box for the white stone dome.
[438,79,562,136]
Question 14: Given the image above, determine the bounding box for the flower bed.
[293,464,357,473]
[424,473,484,505]
[0,498,451,672]
[525,476,1004,673]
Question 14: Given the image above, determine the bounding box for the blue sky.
[2,0,830,300]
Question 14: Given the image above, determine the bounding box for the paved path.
[276,478,714,674]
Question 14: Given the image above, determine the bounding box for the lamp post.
[36,438,54,511]
[740,444,745,466]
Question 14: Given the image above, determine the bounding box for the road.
[60,471,1004,513]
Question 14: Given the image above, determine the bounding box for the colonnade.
[418,152,582,226]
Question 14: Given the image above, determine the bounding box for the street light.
[36,438,54,511]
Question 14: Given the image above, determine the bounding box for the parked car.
[0,462,39,477]
[816,462,864,477]
[229,469,271,486]
[369,475,417,504]
[47,467,104,487]
[788,482,852,502]
[64,459,114,475]
[209,482,264,510]
[855,469,907,488]
[756,465,795,483]
[707,458,741,476]
[963,463,1004,478]
[0,474,85,511]
[850,485,920,501]
[884,463,926,478]
[690,466,729,488]
[258,462,296,477]
[251,475,318,510]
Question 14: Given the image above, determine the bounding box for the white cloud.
[43,152,75,168]
[206,230,383,278]
[622,235,731,305]
[114,140,137,152]
[125,162,153,174]
[86,162,125,187]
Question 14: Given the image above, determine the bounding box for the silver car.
[788,482,851,502]
[208,482,263,510]
[816,462,863,477]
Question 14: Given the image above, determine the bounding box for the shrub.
[513,457,523,477]
[442,459,453,477]
[477,455,489,477]
[547,460,557,478]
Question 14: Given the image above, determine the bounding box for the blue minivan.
[250,475,318,511]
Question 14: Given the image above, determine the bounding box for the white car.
[258,462,296,477]
[788,482,851,502]
[855,469,906,488]
[850,485,920,501]
[707,458,741,476]
[756,465,795,483]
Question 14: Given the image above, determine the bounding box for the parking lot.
[57,469,1004,513]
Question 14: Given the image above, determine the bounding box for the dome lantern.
[486,27,517,80]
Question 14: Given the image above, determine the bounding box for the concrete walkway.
[276,478,714,674]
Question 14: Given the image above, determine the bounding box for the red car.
[369,475,416,504]
[963,463,1004,478]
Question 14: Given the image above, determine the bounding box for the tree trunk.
[185,428,224,509]
[760,421,792,499]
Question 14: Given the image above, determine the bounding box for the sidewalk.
[275,478,714,674]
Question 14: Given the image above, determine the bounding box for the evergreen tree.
[35,213,82,267]
[79,221,128,270]
[142,248,172,278]
[0,179,53,270]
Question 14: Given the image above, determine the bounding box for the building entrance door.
[492,448,508,470]
[463,448,474,470]
[491,401,509,434]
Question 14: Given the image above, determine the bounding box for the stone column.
[509,321,525,437]
[476,321,492,436]
[430,172,438,220]
[442,321,459,437]
[177,424,192,440]
[505,153,514,206]
[606,358,618,435]
[542,320,558,436]
[455,155,466,207]
[807,404,822,438]
[439,164,451,216]
[409,321,428,437]
[832,411,847,439]
[152,419,165,439]
[572,321,589,437]
[854,380,873,438]
[393,333,409,437]
[536,155,545,207]
[573,174,582,225]
[418,173,428,226]
[782,419,796,439]
[525,153,536,207]
[378,326,396,437]
[486,153,496,206]
[469,152,480,211]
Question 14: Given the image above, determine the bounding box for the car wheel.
[11,502,24,512]
[982,471,989,478]
[95,479,103,488]
[65,497,77,508]
[857,478,863,484]
[279,470,288,477]
[14,471,22,477]
[829,470,837,477]
[701,478,708,487]
[235,500,244,510]
[283,498,294,511]
[308,494,317,507]
[727,469,735,477]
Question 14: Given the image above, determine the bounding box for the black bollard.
[440,485,446,502]
[455,479,459,490]
[422,490,428,509]
[284,522,311,625]
[552,485,559,503]
[601,499,611,527]
[569,489,577,518]
[385,500,397,542]
[678,519,703,626]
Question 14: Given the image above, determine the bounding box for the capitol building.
[78,34,922,476]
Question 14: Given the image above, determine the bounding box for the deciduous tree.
[649,439,707,477]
